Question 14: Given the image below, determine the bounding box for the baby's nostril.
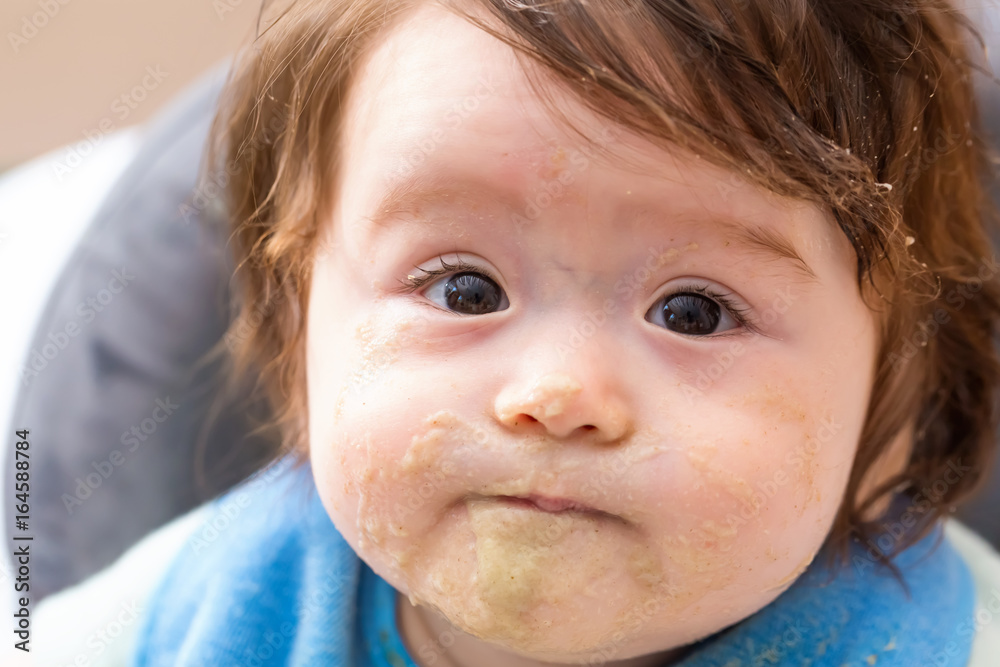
[581,424,596,431]
[513,415,539,427]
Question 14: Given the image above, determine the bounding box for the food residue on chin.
[459,497,667,651]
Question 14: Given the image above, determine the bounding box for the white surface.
[0,129,142,664]
[33,503,212,667]
[945,519,1000,665]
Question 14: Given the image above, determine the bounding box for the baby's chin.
[370,497,720,661]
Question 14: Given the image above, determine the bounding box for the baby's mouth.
[490,493,622,521]
[499,494,591,512]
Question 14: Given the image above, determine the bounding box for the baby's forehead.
[347,5,642,184]
[349,39,732,222]
[336,2,845,281]
[348,105,819,261]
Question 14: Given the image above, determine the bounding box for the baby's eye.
[423,271,510,315]
[645,289,743,336]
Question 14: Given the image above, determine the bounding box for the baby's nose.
[494,371,632,442]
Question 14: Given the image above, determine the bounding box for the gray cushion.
[4,61,278,600]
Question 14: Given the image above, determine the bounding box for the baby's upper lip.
[491,493,623,522]
[519,493,593,513]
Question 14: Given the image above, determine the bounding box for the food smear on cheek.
[345,315,418,393]
[351,412,477,597]
[659,386,834,597]
[737,383,828,517]
[330,314,408,421]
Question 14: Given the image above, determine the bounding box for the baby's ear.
[856,420,915,522]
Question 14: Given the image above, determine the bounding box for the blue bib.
[130,459,975,666]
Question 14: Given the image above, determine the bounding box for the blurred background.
[0,2,259,664]
[0,0,256,172]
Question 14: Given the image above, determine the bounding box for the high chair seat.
[0,60,278,605]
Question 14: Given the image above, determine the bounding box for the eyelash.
[397,256,501,293]
[396,257,760,334]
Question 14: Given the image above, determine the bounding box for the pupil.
[444,272,502,314]
[663,293,720,335]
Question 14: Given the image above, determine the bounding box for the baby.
[131,0,1000,665]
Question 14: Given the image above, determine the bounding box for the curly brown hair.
[204,0,1000,570]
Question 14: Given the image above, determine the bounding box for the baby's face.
[307,4,877,663]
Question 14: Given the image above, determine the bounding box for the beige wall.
[0,0,258,172]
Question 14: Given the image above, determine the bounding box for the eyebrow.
[713,218,819,283]
[365,171,819,284]
[364,170,518,229]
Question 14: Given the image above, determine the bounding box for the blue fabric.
[358,563,419,667]
[130,457,976,666]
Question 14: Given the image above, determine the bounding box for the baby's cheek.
[311,308,461,515]
[635,411,855,602]
[326,410,476,581]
